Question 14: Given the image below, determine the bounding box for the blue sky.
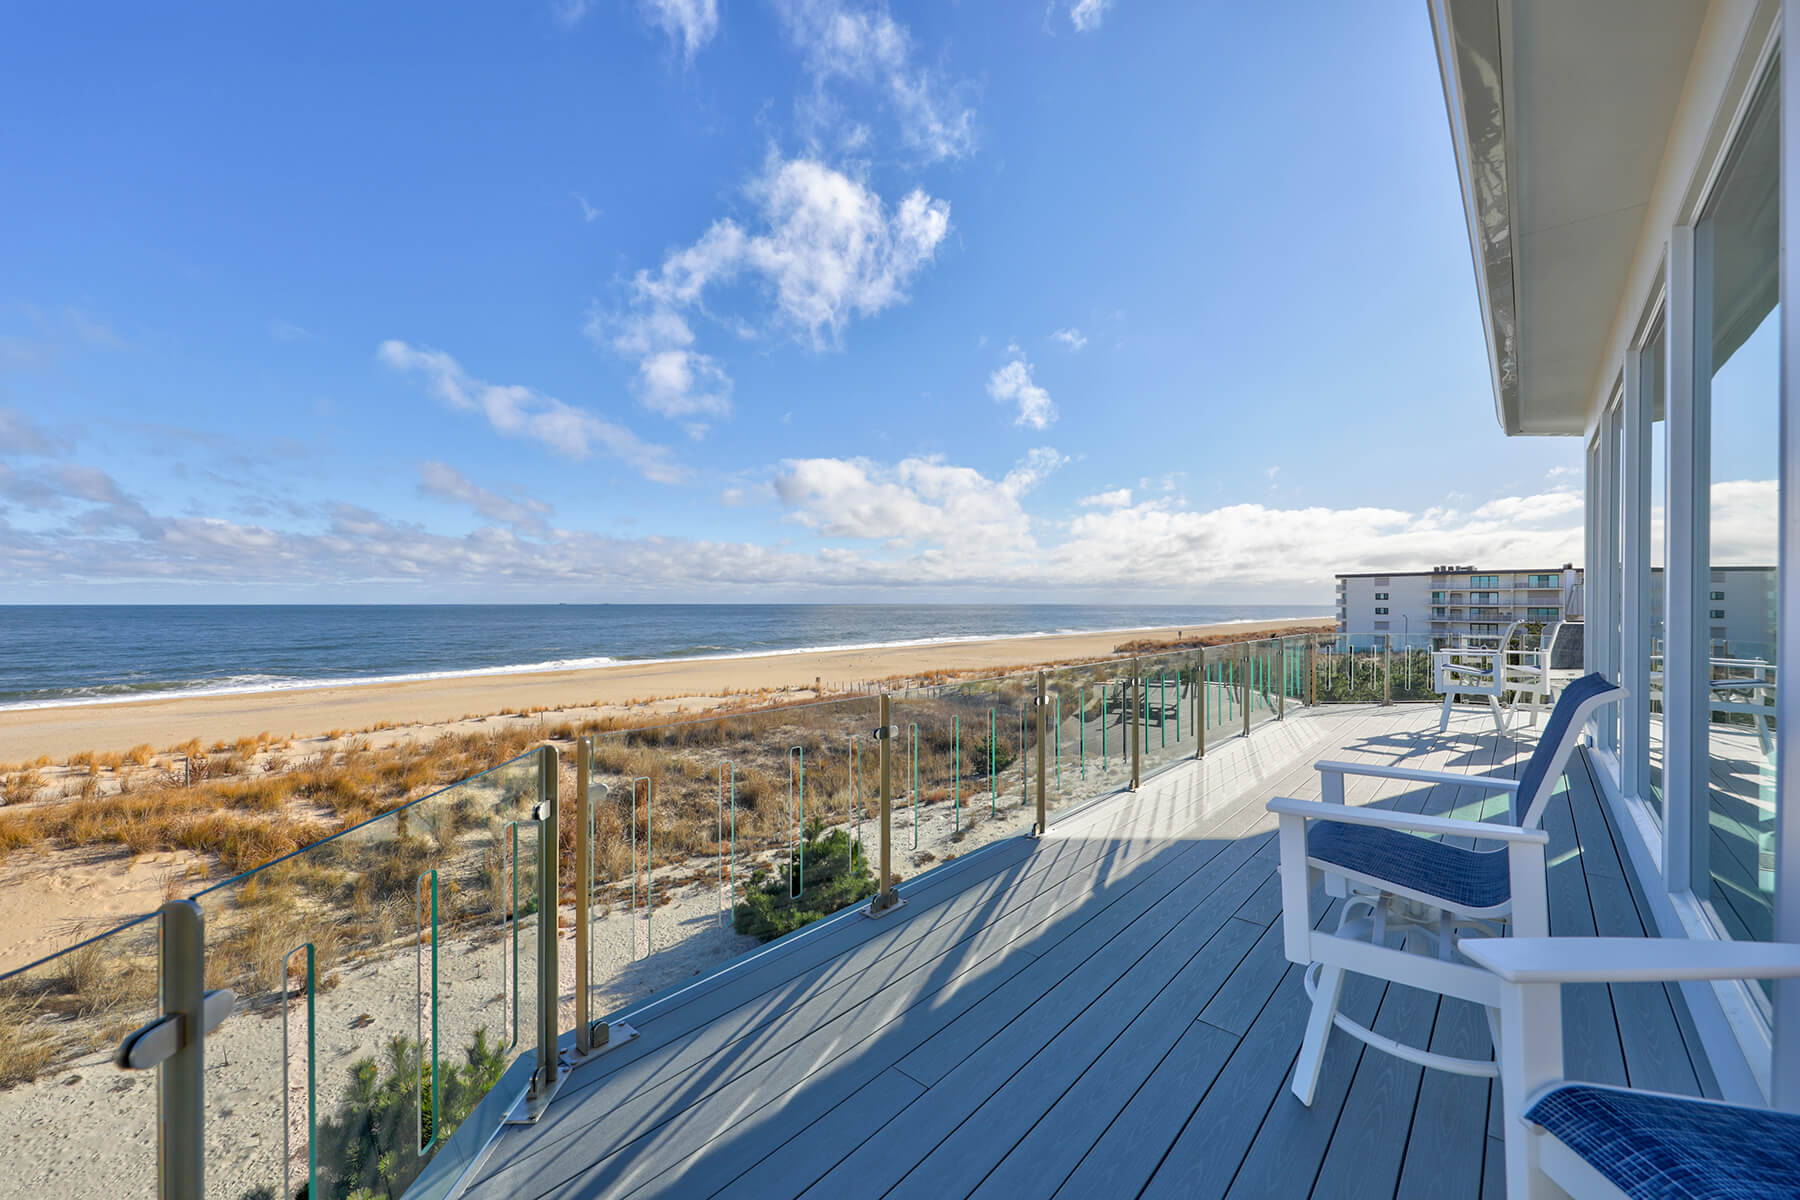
[0,0,1592,603]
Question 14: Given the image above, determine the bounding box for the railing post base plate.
[507,1059,574,1126]
[569,1019,640,1066]
[865,893,908,919]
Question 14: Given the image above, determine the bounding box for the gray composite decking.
[463,702,1718,1200]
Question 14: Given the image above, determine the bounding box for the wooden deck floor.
[463,703,1718,1200]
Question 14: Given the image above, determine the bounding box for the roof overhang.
[1429,0,1709,436]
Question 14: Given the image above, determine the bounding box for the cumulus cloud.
[639,0,720,59]
[1069,0,1114,33]
[774,447,1064,552]
[1079,488,1131,508]
[417,461,552,534]
[377,341,684,483]
[775,0,976,162]
[988,355,1057,429]
[597,157,950,424]
[1050,327,1086,351]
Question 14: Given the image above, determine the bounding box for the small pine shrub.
[313,1028,508,1199]
[970,734,1014,777]
[733,824,876,943]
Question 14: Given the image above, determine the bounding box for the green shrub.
[311,1027,508,1199]
[970,734,1014,776]
[733,824,877,942]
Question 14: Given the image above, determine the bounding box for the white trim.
[1774,0,1800,1112]
[1585,747,1766,1102]
[1667,222,1704,896]
[1623,335,1649,802]
[1580,0,1781,438]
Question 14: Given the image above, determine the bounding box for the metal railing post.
[1242,645,1252,738]
[1277,639,1286,720]
[1034,671,1048,835]
[161,900,206,1199]
[1129,661,1141,790]
[868,694,903,915]
[1382,635,1393,706]
[1195,647,1206,758]
[531,744,563,1105]
[574,739,600,1055]
[1307,637,1317,706]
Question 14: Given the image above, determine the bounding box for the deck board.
[461,701,1708,1200]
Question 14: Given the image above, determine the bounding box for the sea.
[0,604,1332,711]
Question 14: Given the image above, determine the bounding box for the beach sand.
[0,618,1330,763]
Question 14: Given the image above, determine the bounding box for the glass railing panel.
[1243,639,1281,731]
[0,914,162,1198]
[1390,635,1436,701]
[887,675,1035,884]
[1042,661,1135,821]
[1138,649,1199,777]
[1202,641,1246,741]
[1277,634,1308,708]
[584,696,879,1019]
[192,749,542,1200]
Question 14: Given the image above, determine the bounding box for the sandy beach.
[0,618,1330,764]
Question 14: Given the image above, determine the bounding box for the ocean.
[0,604,1331,711]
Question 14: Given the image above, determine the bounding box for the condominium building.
[1334,563,1582,641]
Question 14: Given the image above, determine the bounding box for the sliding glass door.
[1692,65,1780,955]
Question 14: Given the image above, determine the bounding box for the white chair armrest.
[1267,796,1548,844]
[1461,937,1800,984]
[1313,760,1522,792]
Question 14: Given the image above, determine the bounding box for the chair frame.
[1432,620,1526,734]
[1462,936,1800,1200]
[1269,680,1622,1105]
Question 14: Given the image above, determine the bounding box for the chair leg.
[1291,963,1346,1106]
[1487,694,1507,734]
[1439,693,1454,732]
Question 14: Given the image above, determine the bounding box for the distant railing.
[0,633,1342,1200]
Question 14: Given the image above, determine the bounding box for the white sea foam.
[0,616,1325,714]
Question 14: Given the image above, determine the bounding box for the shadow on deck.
[461,704,1717,1200]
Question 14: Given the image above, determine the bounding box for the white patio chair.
[1506,622,1585,728]
[1267,673,1622,1106]
[1433,620,1526,734]
[1463,936,1800,1199]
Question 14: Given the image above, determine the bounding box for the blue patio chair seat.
[1306,820,1511,910]
[1526,1083,1800,1199]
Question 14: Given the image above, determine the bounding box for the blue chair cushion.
[1306,820,1510,910]
[1527,1083,1800,1199]
[1512,672,1618,823]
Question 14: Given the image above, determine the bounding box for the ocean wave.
[0,615,1326,714]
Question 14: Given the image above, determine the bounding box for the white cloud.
[1069,0,1114,33]
[267,319,312,343]
[774,447,1064,552]
[1050,327,1086,351]
[377,341,684,483]
[550,0,594,28]
[0,448,1606,602]
[775,0,975,162]
[988,356,1057,429]
[640,0,720,60]
[1079,488,1131,508]
[574,193,602,223]
[417,461,552,534]
[0,407,66,457]
[597,156,950,420]
[1709,478,1778,564]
